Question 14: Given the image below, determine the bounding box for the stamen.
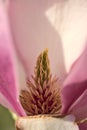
[19,49,62,116]
[34,49,50,86]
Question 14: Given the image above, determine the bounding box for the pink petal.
[0,2,26,116]
[61,45,87,130]
[61,45,87,113]
[8,0,66,79]
[9,0,87,81]
[0,93,12,108]
[79,124,87,130]
[68,89,87,130]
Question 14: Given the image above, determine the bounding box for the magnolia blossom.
[0,0,87,130]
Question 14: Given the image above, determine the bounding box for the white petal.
[16,115,79,130]
[9,0,87,80]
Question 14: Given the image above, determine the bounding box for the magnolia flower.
[0,0,87,130]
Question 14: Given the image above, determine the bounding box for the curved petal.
[0,2,26,116]
[61,45,87,113]
[68,89,87,130]
[9,0,67,79]
[0,93,12,108]
[9,0,87,81]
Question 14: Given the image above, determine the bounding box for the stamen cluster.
[20,76,61,115]
[19,50,62,116]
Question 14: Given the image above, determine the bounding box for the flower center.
[19,49,62,116]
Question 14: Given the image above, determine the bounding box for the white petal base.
[16,115,79,130]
